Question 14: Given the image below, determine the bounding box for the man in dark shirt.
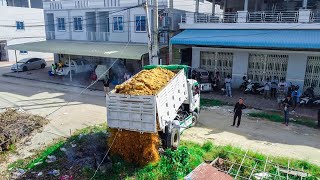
[232,98,246,127]
[282,95,292,126]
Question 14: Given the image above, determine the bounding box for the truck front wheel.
[191,112,199,127]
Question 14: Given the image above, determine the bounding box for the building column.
[192,47,200,68]
[244,0,249,11]
[212,0,216,15]
[286,54,308,90]
[28,0,31,8]
[303,0,308,9]
[232,52,249,88]
[195,0,199,14]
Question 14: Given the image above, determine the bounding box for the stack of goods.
[108,67,176,165]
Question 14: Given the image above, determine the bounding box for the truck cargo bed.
[106,69,188,133]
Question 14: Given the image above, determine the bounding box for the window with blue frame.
[135,15,146,32]
[20,50,28,54]
[16,21,24,30]
[73,17,83,31]
[57,17,66,31]
[113,16,123,32]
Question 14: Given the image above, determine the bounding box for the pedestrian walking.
[282,95,292,126]
[277,84,286,109]
[263,78,271,99]
[232,98,246,128]
[103,77,110,96]
[291,86,301,113]
[225,75,232,97]
[271,76,278,98]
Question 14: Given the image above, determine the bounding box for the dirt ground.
[202,91,318,119]
[181,106,320,166]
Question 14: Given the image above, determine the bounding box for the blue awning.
[170,30,320,50]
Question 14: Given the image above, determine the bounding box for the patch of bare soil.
[0,109,48,153]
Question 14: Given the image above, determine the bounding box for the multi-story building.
[0,0,52,62]
[171,0,320,95]
[8,0,215,74]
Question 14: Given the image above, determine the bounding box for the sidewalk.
[2,66,108,91]
[202,90,318,120]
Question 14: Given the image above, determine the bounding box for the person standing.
[225,75,232,97]
[271,76,278,98]
[103,77,110,96]
[282,95,292,126]
[277,84,286,109]
[263,78,271,99]
[232,98,246,128]
[291,86,301,113]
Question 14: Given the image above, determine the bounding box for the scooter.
[300,96,320,107]
[244,80,264,94]
[239,76,249,91]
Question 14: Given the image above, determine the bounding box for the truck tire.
[191,112,199,127]
[170,128,180,150]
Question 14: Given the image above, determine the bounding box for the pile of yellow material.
[114,67,176,95]
[109,67,176,165]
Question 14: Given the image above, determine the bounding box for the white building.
[0,0,52,62]
[170,0,320,95]
[8,0,215,75]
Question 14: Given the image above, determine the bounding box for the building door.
[200,51,233,79]
[304,56,320,95]
[0,41,8,61]
[247,53,288,82]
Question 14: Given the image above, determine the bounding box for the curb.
[2,73,103,92]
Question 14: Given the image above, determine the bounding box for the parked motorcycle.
[300,87,320,107]
[239,76,249,91]
[244,80,264,94]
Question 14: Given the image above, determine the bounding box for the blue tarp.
[170,29,320,49]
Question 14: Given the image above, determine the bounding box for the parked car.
[11,58,46,72]
[56,59,94,76]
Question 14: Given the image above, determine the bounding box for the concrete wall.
[0,6,53,61]
[191,47,312,89]
[286,54,308,90]
[129,7,148,43]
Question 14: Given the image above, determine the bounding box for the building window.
[135,15,146,32]
[73,17,83,31]
[20,50,28,54]
[57,17,66,31]
[113,16,123,32]
[16,21,24,30]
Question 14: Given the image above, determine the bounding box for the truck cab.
[192,68,212,92]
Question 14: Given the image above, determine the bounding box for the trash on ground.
[37,172,43,177]
[48,169,60,176]
[60,175,74,180]
[11,168,25,179]
[46,155,57,163]
[34,161,43,166]
[253,172,271,179]
[60,147,67,152]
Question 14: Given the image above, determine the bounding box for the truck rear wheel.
[171,128,180,150]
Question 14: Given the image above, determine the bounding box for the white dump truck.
[106,65,201,149]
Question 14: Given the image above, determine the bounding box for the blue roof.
[170,30,320,49]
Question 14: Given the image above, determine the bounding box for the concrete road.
[0,63,106,167]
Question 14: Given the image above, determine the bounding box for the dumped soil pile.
[115,67,175,95]
[0,109,48,152]
[110,67,176,165]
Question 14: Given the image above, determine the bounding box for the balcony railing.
[86,32,109,41]
[46,31,55,40]
[181,10,314,24]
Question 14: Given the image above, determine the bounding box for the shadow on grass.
[201,98,225,107]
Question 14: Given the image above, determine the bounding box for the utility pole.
[144,0,159,65]
[152,0,159,65]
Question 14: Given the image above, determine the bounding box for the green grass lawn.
[7,125,320,180]
[200,98,224,107]
[248,112,318,128]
